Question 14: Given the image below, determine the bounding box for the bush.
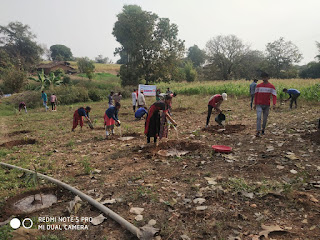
[62,76,71,85]
[2,68,27,93]
[53,68,65,76]
[88,89,104,101]
[77,57,95,80]
[184,61,197,82]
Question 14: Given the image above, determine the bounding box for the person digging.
[72,106,92,131]
[144,94,177,144]
[104,102,121,139]
[206,93,227,128]
[283,88,300,109]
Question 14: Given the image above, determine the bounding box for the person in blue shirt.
[135,107,148,120]
[283,88,301,109]
[72,106,91,131]
[41,91,49,111]
[104,102,121,138]
[249,79,258,110]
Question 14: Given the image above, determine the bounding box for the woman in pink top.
[50,94,57,111]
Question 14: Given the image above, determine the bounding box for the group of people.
[72,87,178,143]
[71,73,309,142]
[18,91,58,114]
[41,91,58,111]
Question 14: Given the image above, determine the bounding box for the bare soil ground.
[0,95,320,240]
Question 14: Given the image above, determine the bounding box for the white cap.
[222,93,227,100]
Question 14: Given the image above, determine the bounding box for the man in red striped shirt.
[254,73,277,137]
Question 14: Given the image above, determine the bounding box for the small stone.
[130,207,144,215]
[196,206,208,211]
[180,235,191,240]
[93,169,101,174]
[290,169,298,174]
[250,204,257,208]
[310,225,316,230]
[148,219,157,226]
[276,165,284,170]
[135,215,143,221]
[301,219,308,224]
[193,198,206,204]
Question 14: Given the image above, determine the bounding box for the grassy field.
[0,95,320,239]
[158,78,320,101]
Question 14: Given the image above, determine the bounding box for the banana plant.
[29,69,46,90]
[45,72,63,88]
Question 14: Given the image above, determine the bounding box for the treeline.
[114,5,320,85]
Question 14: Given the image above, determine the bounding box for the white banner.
[138,84,157,96]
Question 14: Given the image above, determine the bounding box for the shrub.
[62,76,71,85]
[88,89,104,102]
[53,68,65,76]
[2,68,27,93]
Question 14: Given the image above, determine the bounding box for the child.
[104,102,121,139]
[135,107,148,120]
[18,102,27,113]
[206,93,227,128]
[72,106,91,131]
[283,88,300,109]
[254,73,277,136]
[145,95,177,144]
[50,94,57,111]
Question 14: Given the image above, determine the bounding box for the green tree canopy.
[50,44,73,61]
[0,21,43,71]
[187,45,206,67]
[265,37,302,78]
[77,57,95,80]
[113,5,185,86]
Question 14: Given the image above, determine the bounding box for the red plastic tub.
[212,145,232,153]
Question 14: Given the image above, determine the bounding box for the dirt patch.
[173,107,188,112]
[140,140,207,156]
[203,124,246,134]
[0,187,66,220]
[0,139,36,148]
[7,130,31,137]
[302,130,320,144]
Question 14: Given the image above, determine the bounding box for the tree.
[113,5,185,86]
[0,21,43,71]
[184,61,197,82]
[2,68,27,93]
[50,44,73,61]
[265,37,302,78]
[234,50,266,79]
[77,57,95,80]
[95,55,112,64]
[205,35,250,80]
[187,45,206,67]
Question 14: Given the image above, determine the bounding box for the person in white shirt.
[132,89,137,112]
[137,90,146,108]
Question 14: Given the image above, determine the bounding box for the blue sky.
[1,0,319,64]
